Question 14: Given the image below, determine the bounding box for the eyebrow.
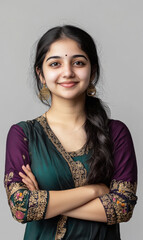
[46,54,88,62]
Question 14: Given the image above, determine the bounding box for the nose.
[62,63,75,78]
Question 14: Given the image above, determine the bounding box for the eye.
[49,62,61,67]
[73,61,85,66]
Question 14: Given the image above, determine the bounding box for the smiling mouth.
[58,82,78,88]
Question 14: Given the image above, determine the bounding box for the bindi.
[65,54,67,56]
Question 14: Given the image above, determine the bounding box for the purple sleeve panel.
[4,124,49,223]
[109,120,137,183]
[99,120,138,225]
[5,124,31,186]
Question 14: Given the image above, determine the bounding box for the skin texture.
[19,38,108,222]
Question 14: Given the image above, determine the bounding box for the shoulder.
[17,117,39,129]
[7,115,43,140]
[108,119,130,134]
[108,119,133,147]
[108,119,137,182]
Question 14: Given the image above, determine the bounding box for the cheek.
[78,69,91,83]
[44,70,59,84]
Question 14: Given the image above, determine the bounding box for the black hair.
[34,25,114,186]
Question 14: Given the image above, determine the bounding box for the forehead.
[45,38,87,57]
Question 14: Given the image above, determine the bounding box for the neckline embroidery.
[38,115,91,157]
[36,114,89,239]
[36,114,89,186]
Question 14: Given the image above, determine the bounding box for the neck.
[46,94,86,129]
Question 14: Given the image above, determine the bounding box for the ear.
[36,67,46,84]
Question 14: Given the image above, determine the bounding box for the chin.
[64,93,85,100]
[52,90,86,100]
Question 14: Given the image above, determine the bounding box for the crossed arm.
[5,122,138,225]
[5,162,137,225]
[62,198,107,222]
[19,164,108,223]
[17,163,137,225]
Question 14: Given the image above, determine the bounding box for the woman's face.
[39,38,93,100]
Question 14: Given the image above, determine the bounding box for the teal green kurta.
[5,115,137,239]
[21,116,120,240]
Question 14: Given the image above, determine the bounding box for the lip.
[58,82,78,88]
[58,81,78,84]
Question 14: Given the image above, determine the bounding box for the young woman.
[4,25,137,240]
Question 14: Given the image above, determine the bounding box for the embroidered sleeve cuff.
[99,180,138,225]
[6,182,49,223]
[26,189,49,222]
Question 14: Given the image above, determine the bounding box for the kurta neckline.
[38,114,91,157]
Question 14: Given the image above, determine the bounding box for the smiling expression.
[38,38,94,100]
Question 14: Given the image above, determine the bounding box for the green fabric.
[18,117,120,240]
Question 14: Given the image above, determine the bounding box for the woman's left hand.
[19,164,39,191]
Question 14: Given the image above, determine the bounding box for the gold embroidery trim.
[4,172,14,201]
[36,115,92,157]
[55,216,68,240]
[36,116,88,187]
[67,143,91,157]
[99,179,137,225]
[36,115,88,239]
[4,172,48,223]
[27,190,48,221]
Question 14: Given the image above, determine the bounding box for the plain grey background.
[0,0,142,239]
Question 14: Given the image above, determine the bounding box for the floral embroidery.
[4,172,14,188]
[15,211,25,220]
[7,183,29,223]
[4,173,48,223]
[99,179,137,225]
[36,115,89,239]
[5,180,28,202]
[16,192,24,201]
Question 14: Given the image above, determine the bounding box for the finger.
[26,164,31,171]
[21,166,39,190]
[19,171,27,179]
[22,179,36,191]
[33,181,39,190]
[19,172,35,186]
[22,165,37,183]
[25,165,39,190]
[24,167,39,190]
[19,171,38,191]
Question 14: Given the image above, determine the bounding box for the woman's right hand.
[19,164,39,191]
